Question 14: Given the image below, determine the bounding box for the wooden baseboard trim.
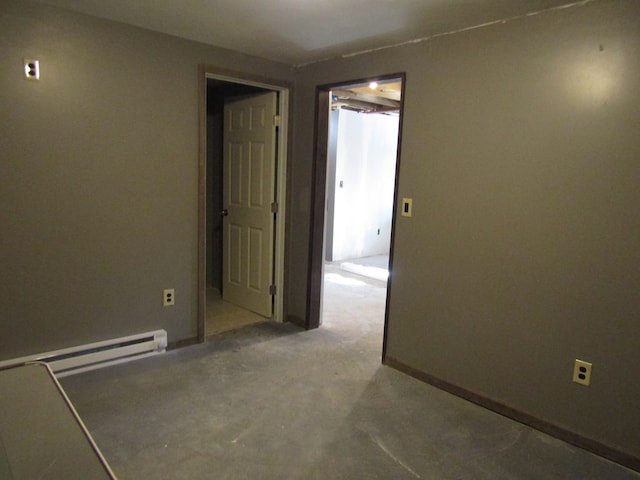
[286,314,306,329]
[167,336,200,351]
[383,356,639,473]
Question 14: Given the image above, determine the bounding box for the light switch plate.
[401,198,412,217]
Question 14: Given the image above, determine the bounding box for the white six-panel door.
[222,92,277,317]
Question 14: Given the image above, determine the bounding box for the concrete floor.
[61,267,639,479]
[337,254,390,282]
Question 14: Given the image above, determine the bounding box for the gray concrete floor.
[336,254,389,282]
[61,267,639,479]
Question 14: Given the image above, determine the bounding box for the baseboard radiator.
[0,330,167,378]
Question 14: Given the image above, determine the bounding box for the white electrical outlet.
[24,59,40,80]
[573,359,592,386]
[163,289,175,307]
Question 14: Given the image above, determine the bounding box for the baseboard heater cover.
[0,330,167,378]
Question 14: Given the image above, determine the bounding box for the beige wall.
[2,0,638,466]
[0,0,292,358]
[291,0,640,461]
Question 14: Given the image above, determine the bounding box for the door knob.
[220,209,228,217]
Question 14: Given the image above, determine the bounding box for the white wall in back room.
[327,109,399,262]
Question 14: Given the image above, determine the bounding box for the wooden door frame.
[197,65,291,342]
[306,73,406,357]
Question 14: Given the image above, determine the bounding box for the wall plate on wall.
[24,59,40,80]
[401,198,413,217]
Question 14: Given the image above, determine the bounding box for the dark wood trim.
[384,356,640,473]
[306,88,331,330]
[381,72,406,362]
[167,336,200,351]
[315,73,407,97]
[286,314,306,328]
[197,64,207,344]
[200,65,291,90]
[307,73,407,333]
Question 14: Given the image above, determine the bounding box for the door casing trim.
[307,73,407,361]
[198,65,291,341]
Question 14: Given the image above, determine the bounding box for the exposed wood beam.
[332,89,401,109]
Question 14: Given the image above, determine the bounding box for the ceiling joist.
[331,88,401,114]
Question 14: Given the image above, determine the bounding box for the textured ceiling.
[33,0,579,65]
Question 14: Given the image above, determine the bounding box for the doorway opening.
[198,67,290,341]
[308,74,405,351]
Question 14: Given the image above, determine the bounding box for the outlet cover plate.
[573,359,592,386]
[163,288,175,307]
[24,59,40,80]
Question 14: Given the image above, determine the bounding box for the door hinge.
[273,115,281,127]
[271,202,278,214]
[269,285,277,295]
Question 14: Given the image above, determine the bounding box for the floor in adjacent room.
[205,287,267,336]
[61,264,638,479]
